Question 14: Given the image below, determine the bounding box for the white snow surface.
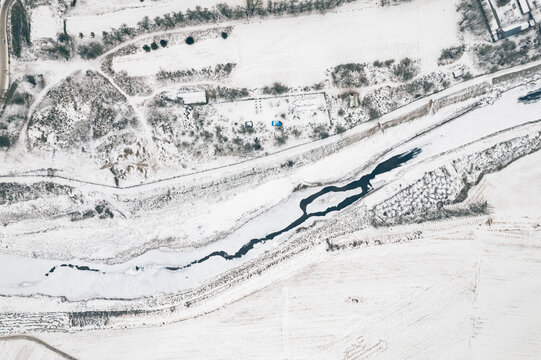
[37,150,541,359]
[65,0,246,35]
[0,81,539,300]
[29,6,63,41]
[112,0,460,87]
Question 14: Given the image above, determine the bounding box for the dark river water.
[518,88,541,103]
[45,148,421,276]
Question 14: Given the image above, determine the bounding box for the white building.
[480,0,536,41]
[178,91,207,105]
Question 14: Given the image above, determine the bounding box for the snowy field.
[29,6,63,41]
[114,37,241,76]
[112,0,461,87]
[0,337,66,360]
[36,149,541,358]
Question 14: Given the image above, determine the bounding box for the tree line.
[100,0,357,47]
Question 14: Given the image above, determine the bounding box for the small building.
[500,21,530,38]
[271,120,282,127]
[244,121,253,128]
[348,93,360,108]
[518,0,531,14]
[178,91,207,105]
[452,68,464,79]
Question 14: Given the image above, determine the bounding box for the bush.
[151,42,158,50]
[331,63,368,88]
[474,39,530,69]
[438,45,465,65]
[10,92,26,105]
[58,33,71,43]
[185,36,195,45]
[25,75,36,86]
[368,107,380,119]
[336,125,346,134]
[207,86,249,101]
[0,136,10,148]
[160,39,168,47]
[142,44,150,52]
[221,32,228,39]
[78,41,104,59]
[392,57,419,82]
[263,82,289,95]
[312,125,329,139]
[274,133,288,145]
[422,80,434,92]
[46,42,72,60]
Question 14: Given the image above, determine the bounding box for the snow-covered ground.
[35,149,541,358]
[2,0,541,351]
[29,6,63,41]
[0,337,67,360]
[213,93,330,128]
[0,80,539,300]
[66,0,246,35]
[112,0,460,87]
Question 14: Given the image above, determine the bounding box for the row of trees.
[101,0,357,47]
[143,39,168,52]
[10,0,31,57]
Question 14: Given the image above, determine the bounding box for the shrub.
[263,82,289,95]
[10,92,26,105]
[151,42,158,50]
[185,36,195,45]
[474,39,530,69]
[221,32,228,39]
[274,133,288,145]
[142,44,151,52]
[312,125,329,139]
[58,33,71,43]
[25,75,36,86]
[368,107,380,119]
[46,42,71,60]
[392,57,419,82]
[78,41,104,59]
[438,45,465,65]
[207,86,249,101]
[422,80,434,92]
[0,136,10,147]
[331,63,368,88]
[160,39,168,47]
[336,125,346,134]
